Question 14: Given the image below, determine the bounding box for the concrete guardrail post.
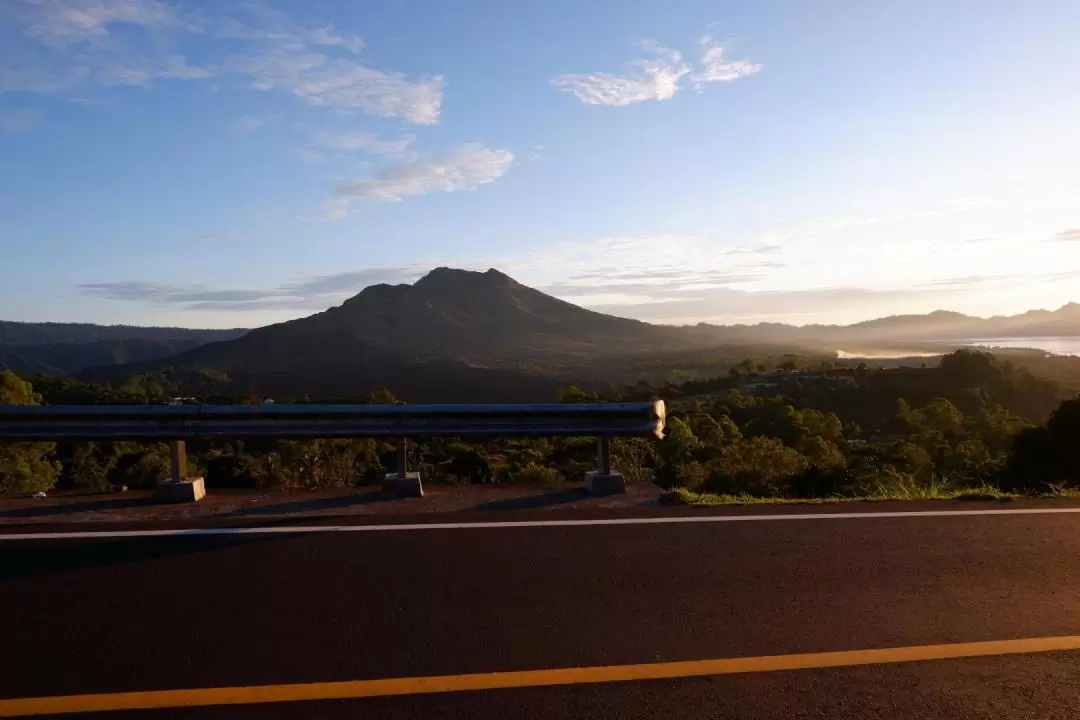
[384,438,423,497]
[152,440,206,503]
[585,436,626,495]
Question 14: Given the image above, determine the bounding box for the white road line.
[2,507,1080,541]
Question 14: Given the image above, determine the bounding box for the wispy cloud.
[691,34,761,89]
[1053,229,1080,242]
[19,0,179,49]
[553,40,690,107]
[526,234,788,310]
[78,267,426,311]
[553,35,759,107]
[915,274,1007,289]
[544,269,766,300]
[3,2,441,123]
[4,0,206,94]
[323,142,514,217]
[310,131,414,155]
[227,50,443,124]
[306,24,364,54]
[587,286,953,324]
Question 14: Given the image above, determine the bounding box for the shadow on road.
[471,489,588,511]
[0,532,295,582]
[229,490,390,516]
[0,496,152,519]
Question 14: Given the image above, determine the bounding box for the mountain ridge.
[5,268,1079,400]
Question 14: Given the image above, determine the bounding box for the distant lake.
[837,336,1080,359]
[959,336,1080,357]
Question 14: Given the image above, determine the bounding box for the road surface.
[3,504,1080,718]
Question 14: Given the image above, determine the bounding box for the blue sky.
[2,0,1080,329]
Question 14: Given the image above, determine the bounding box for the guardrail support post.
[597,436,612,476]
[152,440,206,504]
[170,440,188,483]
[585,436,626,495]
[383,438,423,498]
[397,438,409,476]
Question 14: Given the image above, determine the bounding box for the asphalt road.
[4,506,1080,718]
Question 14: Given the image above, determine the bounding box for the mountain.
[320,267,700,361]
[0,322,247,376]
[77,268,698,401]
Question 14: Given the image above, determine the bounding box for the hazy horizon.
[3,266,1079,332]
[3,1,1079,328]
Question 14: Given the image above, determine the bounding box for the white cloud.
[78,266,427,311]
[554,35,760,106]
[310,131,414,155]
[306,25,364,53]
[691,36,761,88]
[19,0,178,48]
[4,2,439,124]
[231,51,443,123]
[324,142,514,216]
[553,40,690,107]
[1053,229,1080,242]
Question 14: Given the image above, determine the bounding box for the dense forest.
[1,349,1079,499]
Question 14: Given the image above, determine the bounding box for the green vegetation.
[0,371,60,494]
[671,484,1051,506]
[1,349,1079,501]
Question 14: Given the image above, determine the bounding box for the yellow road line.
[3,635,1080,717]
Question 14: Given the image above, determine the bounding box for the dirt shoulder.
[0,483,666,526]
[6,483,1080,530]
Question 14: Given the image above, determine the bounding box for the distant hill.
[689,304,1080,347]
[0,321,246,347]
[0,322,246,375]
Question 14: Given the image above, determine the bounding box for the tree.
[0,371,40,405]
[1006,397,1080,491]
[368,388,399,404]
[941,350,1004,389]
[557,385,595,403]
[921,398,964,434]
[448,445,492,484]
[655,417,701,489]
[0,372,61,494]
[707,436,809,496]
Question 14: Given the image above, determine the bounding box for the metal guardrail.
[0,402,666,441]
[0,402,665,495]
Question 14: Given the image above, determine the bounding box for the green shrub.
[510,462,564,484]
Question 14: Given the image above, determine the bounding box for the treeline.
[1,350,1079,498]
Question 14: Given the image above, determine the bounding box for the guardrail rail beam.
[0,401,665,501]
